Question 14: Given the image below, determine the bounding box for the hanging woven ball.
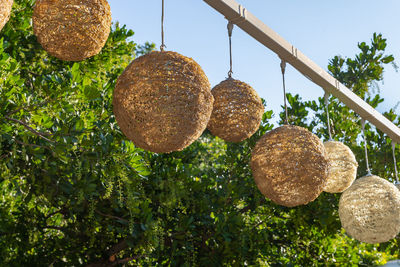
[0,0,13,31]
[323,141,358,193]
[113,51,214,153]
[32,0,112,61]
[207,78,264,142]
[339,175,400,243]
[251,125,329,207]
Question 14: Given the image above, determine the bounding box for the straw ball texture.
[323,141,358,193]
[251,125,329,207]
[113,51,214,153]
[207,78,264,142]
[0,0,13,31]
[339,175,400,243]
[33,0,112,61]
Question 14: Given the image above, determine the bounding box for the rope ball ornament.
[323,141,358,193]
[32,0,112,61]
[0,0,13,31]
[207,78,264,142]
[251,125,329,207]
[113,51,214,153]
[339,175,400,243]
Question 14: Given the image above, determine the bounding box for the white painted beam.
[203,0,400,143]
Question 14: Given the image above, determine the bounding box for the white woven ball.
[323,141,358,193]
[339,175,400,243]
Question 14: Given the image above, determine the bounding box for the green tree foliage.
[1,0,399,266]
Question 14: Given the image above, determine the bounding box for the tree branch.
[27,70,41,76]
[45,208,66,220]
[239,198,266,213]
[43,225,66,231]
[239,205,252,214]
[86,255,140,267]
[95,210,129,223]
[253,220,265,229]
[6,96,60,117]
[13,138,50,149]
[5,115,54,143]
[110,257,135,266]
[86,239,134,267]
[107,240,128,257]
[6,106,25,116]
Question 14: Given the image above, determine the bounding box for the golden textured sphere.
[0,0,13,31]
[207,78,264,142]
[113,51,214,153]
[33,0,112,61]
[323,141,358,193]
[339,175,400,243]
[251,125,329,207]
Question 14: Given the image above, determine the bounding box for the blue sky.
[108,1,400,123]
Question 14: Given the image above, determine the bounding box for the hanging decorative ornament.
[113,0,213,153]
[32,0,112,61]
[113,51,213,153]
[251,60,329,207]
[322,94,358,193]
[251,125,329,207]
[339,175,400,244]
[207,79,264,142]
[323,141,358,193]
[339,120,400,243]
[0,0,13,31]
[207,22,264,142]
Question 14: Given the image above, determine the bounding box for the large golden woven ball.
[207,78,264,142]
[113,51,214,153]
[323,141,358,193]
[339,175,400,243]
[251,125,329,207]
[0,0,13,31]
[33,0,112,61]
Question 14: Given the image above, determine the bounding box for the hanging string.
[280,59,289,124]
[227,22,234,78]
[392,142,399,184]
[324,93,333,141]
[361,119,372,176]
[160,0,166,51]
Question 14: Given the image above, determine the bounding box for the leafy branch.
[4,115,54,143]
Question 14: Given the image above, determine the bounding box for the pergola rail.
[203,0,400,143]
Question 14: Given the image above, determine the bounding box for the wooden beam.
[203,0,400,143]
